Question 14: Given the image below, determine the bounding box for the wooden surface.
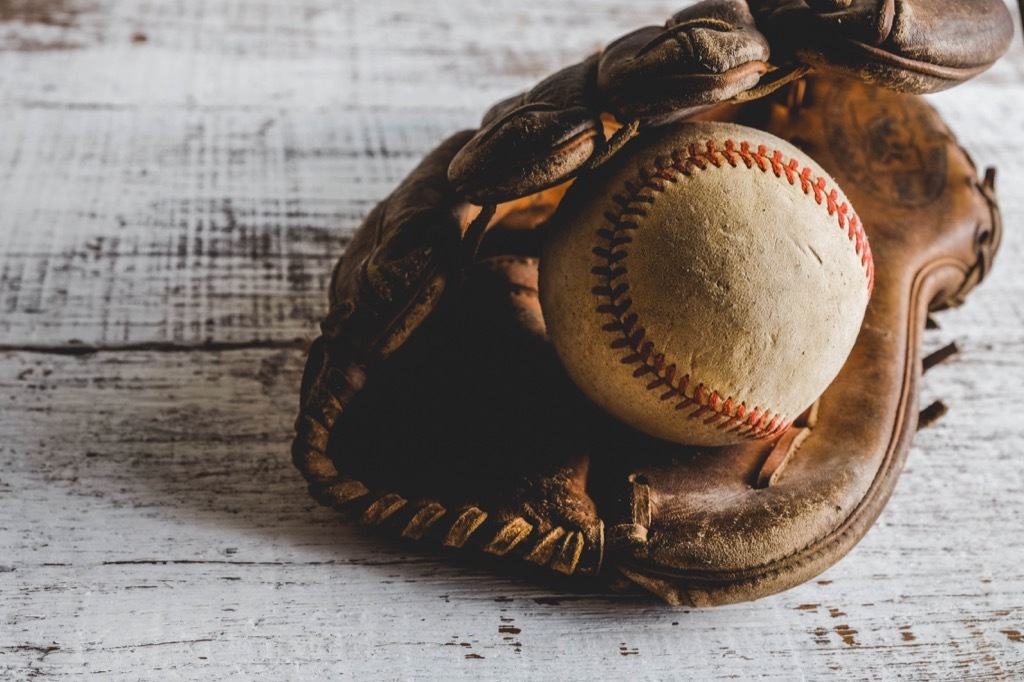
[1,1,1023,679]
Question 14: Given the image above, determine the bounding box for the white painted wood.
[1,0,1023,679]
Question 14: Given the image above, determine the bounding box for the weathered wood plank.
[0,0,672,348]
[0,349,1021,680]
[2,0,1023,679]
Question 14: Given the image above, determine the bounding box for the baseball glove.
[292,2,1009,603]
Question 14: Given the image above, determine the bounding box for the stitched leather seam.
[593,138,874,441]
[840,40,992,80]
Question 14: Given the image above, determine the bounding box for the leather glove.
[292,2,1009,603]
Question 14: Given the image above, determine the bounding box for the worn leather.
[292,5,1009,602]
[449,0,771,205]
[596,1,770,124]
[749,0,1014,93]
[328,248,605,573]
[448,57,606,207]
[293,132,476,519]
[449,0,1014,207]
[293,134,605,576]
[323,131,475,364]
[293,73,1002,599]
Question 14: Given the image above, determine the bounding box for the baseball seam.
[591,138,874,441]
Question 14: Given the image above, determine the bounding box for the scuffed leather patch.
[824,79,948,208]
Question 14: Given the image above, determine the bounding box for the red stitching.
[593,138,873,442]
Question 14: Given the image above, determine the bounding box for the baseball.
[538,121,873,446]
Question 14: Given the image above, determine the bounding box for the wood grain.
[1,0,1023,679]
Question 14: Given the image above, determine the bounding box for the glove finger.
[597,0,770,125]
[750,0,1014,93]
[448,57,604,206]
[326,130,475,363]
[294,131,475,509]
[449,0,774,207]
